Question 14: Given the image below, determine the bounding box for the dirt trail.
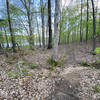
[53,67,87,100]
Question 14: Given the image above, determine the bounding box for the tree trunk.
[20,0,34,49]
[91,0,96,51]
[27,1,34,49]
[4,27,9,48]
[40,0,45,48]
[86,0,89,43]
[6,0,16,52]
[48,0,52,49]
[80,0,83,42]
[36,14,41,47]
[53,0,60,61]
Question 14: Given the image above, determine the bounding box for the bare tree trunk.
[86,0,89,43]
[4,27,9,48]
[80,0,83,42]
[53,0,60,61]
[20,0,34,49]
[48,0,52,49]
[99,14,100,42]
[40,0,45,48]
[91,0,96,51]
[6,0,16,52]
[36,14,41,47]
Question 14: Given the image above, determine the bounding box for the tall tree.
[91,0,96,51]
[80,0,83,42]
[86,0,89,43]
[4,27,9,48]
[36,14,41,47]
[48,0,52,49]
[40,0,45,48]
[53,0,60,61]
[6,0,16,52]
[20,0,34,49]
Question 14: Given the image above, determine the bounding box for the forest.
[0,0,100,100]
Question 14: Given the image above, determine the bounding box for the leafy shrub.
[23,72,33,76]
[21,68,28,73]
[30,63,37,69]
[47,57,59,66]
[8,72,18,78]
[47,56,65,70]
[80,61,90,67]
[95,48,100,54]
[93,84,100,93]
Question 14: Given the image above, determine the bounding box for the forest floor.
[0,39,100,100]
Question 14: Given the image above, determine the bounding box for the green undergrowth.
[30,63,37,69]
[80,61,90,67]
[47,56,65,70]
[80,61,100,69]
[93,84,100,93]
[8,72,19,78]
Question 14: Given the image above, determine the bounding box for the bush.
[30,63,37,69]
[80,61,90,67]
[8,72,19,78]
[95,48,100,54]
[21,68,28,73]
[93,84,100,93]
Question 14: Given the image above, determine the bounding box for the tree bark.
[40,0,45,48]
[6,0,16,52]
[4,27,9,48]
[80,0,83,42]
[53,0,60,61]
[91,0,96,51]
[20,0,34,49]
[48,0,52,49]
[36,14,41,47]
[86,0,89,43]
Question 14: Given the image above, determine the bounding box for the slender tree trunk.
[48,0,52,49]
[40,0,45,48]
[80,0,83,42]
[99,14,100,42]
[91,0,96,51]
[6,0,16,52]
[4,27,9,48]
[20,0,34,49]
[53,0,60,61]
[46,21,48,46]
[36,14,41,47]
[67,32,70,44]
[86,0,89,43]
[26,3,34,49]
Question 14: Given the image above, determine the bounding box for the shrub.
[21,68,28,73]
[95,48,100,54]
[30,63,37,69]
[80,61,90,67]
[93,84,100,93]
[8,72,18,78]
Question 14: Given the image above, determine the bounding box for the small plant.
[50,64,55,70]
[30,63,37,69]
[18,60,28,65]
[94,48,100,59]
[23,72,33,76]
[47,56,65,70]
[80,61,90,67]
[47,57,59,66]
[58,59,65,67]
[93,84,100,93]
[21,68,28,73]
[8,72,18,78]
[95,48,100,54]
